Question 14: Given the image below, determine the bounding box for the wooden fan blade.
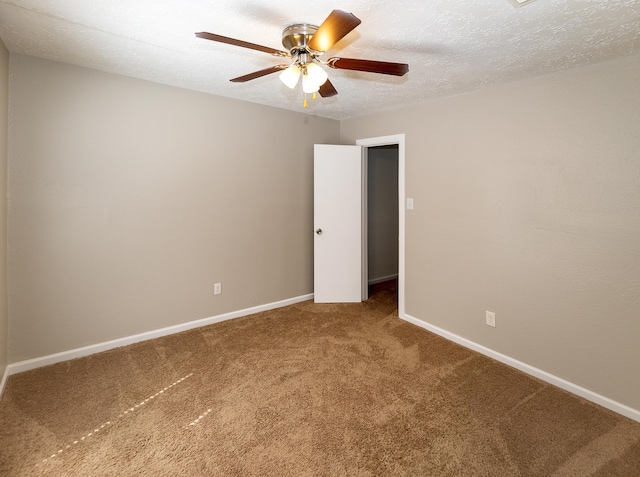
[307,10,361,52]
[318,79,338,98]
[195,32,289,57]
[230,65,287,83]
[327,57,409,76]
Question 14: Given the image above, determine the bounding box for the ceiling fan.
[195,10,409,108]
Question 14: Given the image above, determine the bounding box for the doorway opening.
[357,134,405,318]
[367,145,399,289]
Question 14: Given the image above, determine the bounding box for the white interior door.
[314,144,365,303]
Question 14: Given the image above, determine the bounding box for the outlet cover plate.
[486,311,496,327]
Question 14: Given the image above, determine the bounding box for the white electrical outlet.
[214,283,222,295]
[486,311,496,327]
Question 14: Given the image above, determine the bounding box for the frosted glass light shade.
[279,64,301,89]
[302,72,319,93]
[306,63,328,87]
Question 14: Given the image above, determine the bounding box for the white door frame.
[357,134,405,317]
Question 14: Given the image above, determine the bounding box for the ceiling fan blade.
[318,79,338,98]
[307,10,361,52]
[327,57,409,76]
[195,32,289,57]
[230,65,288,83]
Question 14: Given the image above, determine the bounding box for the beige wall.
[342,54,640,411]
[8,55,339,362]
[0,40,8,379]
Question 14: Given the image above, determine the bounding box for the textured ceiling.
[0,0,639,120]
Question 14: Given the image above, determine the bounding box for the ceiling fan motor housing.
[282,23,319,55]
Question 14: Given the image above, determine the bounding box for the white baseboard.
[368,274,398,285]
[402,313,640,423]
[3,293,314,381]
[0,365,9,401]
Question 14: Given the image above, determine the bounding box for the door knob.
[316,228,323,235]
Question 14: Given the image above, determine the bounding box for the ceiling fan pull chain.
[304,93,308,108]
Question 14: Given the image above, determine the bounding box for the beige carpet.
[1,281,639,476]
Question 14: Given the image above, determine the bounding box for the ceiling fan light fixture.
[306,62,328,88]
[302,71,320,94]
[279,64,301,89]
